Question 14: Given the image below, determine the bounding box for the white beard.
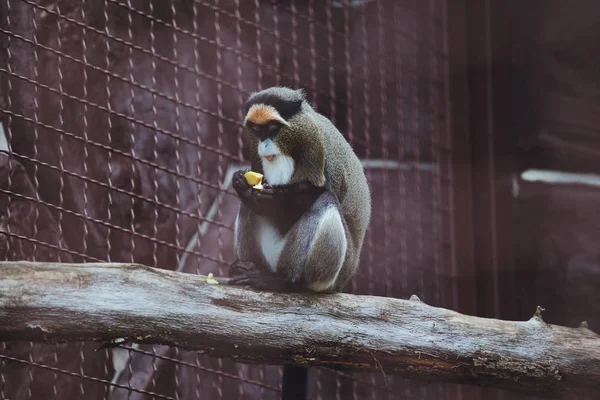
[258,139,295,185]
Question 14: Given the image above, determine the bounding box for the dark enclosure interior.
[0,0,598,399]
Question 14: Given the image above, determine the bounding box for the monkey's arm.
[232,170,324,221]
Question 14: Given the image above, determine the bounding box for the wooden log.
[0,261,599,397]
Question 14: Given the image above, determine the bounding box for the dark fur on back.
[245,87,305,120]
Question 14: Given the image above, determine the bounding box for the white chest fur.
[257,217,287,272]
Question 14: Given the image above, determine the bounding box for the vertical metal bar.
[253,0,263,88]
[360,0,373,300]
[291,0,300,87]
[2,0,13,264]
[171,5,182,398]
[444,0,477,321]
[308,0,316,105]
[148,1,160,396]
[273,0,280,87]
[28,2,39,398]
[377,0,390,299]
[343,1,357,304]
[430,2,451,400]
[195,352,202,400]
[326,0,336,126]
[315,368,322,400]
[55,3,65,263]
[488,0,517,323]
[78,342,86,400]
[412,0,424,307]
[429,0,442,309]
[26,341,33,400]
[213,5,225,398]
[126,0,137,265]
[171,0,182,269]
[258,366,266,400]
[0,342,5,399]
[234,0,245,161]
[214,1,225,280]
[149,0,159,270]
[394,0,410,321]
[103,344,110,400]
[125,4,139,396]
[81,1,91,264]
[30,1,40,263]
[483,0,501,320]
[103,0,113,265]
[464,0,517,326]
[127,347,134,399]
[358,3,377,400]
[342,0,353,147]
[192,0,204,281]
[413,2,427,397]
[53,345,59,400]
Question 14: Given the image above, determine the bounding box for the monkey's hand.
[232,170,254,197]
[232,170,277,216]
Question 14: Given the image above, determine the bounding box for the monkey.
[228,86,371,293]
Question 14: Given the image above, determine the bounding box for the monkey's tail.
[281,365,308,400]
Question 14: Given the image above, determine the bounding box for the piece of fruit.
[206,272,219,285]
[244,171,263,186]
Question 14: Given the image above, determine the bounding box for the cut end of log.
[409,294,422,302]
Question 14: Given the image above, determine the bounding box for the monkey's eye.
[248,124,260,133]
[267,122,281,132]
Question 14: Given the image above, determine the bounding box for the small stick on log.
[0,261,599,397]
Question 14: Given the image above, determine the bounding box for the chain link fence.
[0,0,454,398]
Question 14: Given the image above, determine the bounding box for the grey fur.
[234,87,371,293]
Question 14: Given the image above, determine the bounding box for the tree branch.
[0,262,599,397]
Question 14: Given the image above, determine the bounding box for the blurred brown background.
[0,0,598,399]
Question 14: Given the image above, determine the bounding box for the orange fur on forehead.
[244,104,290,126]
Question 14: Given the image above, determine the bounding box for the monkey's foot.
[228,272,300,293]
[228,259,259,277]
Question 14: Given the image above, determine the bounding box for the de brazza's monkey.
[229,87,371,293]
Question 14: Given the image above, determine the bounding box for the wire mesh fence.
[0,0,454,398]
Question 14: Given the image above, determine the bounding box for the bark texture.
[0,261,599,397]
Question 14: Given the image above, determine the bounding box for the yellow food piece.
[244,171,263,186]
[253,183,264,190]
[206,272,219,285]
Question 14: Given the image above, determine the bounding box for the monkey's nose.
[264,155,275,162]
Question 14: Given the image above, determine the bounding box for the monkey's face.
[244,104,292,163]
